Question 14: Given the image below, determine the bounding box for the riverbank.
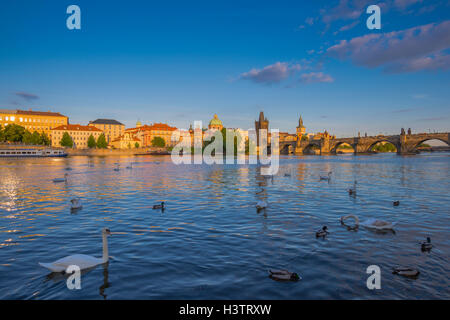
[66,147,168,156]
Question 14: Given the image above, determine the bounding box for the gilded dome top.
[209,114,223,127]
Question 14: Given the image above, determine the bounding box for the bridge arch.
[280,143,294,154]
[331,142,356,154]
[366,140,400,153]
[411,138,450,152]
[303,143,321,155]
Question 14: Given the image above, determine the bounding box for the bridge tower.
[295,115,306,154]
[255,111,269,154]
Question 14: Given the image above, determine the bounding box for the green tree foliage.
[96,133,108,149]
[31,131,41,145]
[22,130,33,145]
[0,125,51,145]
[151,136,166,147]
[301,134,308,141]
[3,124,25,142]
[87,134,97,148]
[336,143,353,150]
[40,132,51,146]
[135,142,140,148]
[372,142,396,152]
[60,132,74,148]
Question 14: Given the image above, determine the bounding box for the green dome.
[209,114,223,127]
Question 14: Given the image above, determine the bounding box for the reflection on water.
[0,154,449,299]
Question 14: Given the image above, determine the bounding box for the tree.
[135,142,140,148]
[40,132,51,146]
[151,136,166,147]
[96,133,108,149]
[3,124,25,142]
[372,142,396,153]
[60,132,74,148]
[301,134,308,141]
[87,134,97,148]
[31,131,41,145]
[22,130,33,145]
[0,126,4,142]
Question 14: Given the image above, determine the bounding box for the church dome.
[208,114,223,127]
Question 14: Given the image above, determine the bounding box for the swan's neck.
[102,234,109,262]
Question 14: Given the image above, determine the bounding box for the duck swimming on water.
[421,237,432,251]
[269,269,301,281]
[393,201,400,206]
[393,267,420,278]
[316,226,329,238]
[153,202,165,210]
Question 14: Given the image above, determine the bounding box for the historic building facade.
[110,130,142,149]
[0,109,68,138]
[112,122,178,148]
[51,124,102,148]
[88,119,125,144]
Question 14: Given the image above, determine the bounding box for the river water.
[0,153,449,299]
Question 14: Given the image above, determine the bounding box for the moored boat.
[0,147,67,158]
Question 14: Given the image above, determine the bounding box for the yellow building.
[110,130,143,149]
[88,119,125,144]
[51,124,102,149]
[0,109,68,138]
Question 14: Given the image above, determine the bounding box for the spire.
[298,115,304,128]
[259,111,265,123]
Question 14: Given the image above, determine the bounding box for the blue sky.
[1,0,449,137]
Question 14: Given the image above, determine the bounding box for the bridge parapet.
[282,130,449,156]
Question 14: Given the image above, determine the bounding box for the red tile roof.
[51,124,102,132]
[16,109,67,117]
[125,123,177,132]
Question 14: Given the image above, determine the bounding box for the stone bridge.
[280,132,450,155]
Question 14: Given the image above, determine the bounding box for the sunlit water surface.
[0,153,449,299]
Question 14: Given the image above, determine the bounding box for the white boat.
[0,147,67,158]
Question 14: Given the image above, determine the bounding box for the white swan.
[39,228,112,273]
[320,171,332,181]
[53,173,68,183]
[70,198,82,211]
[256,200,267,211]
[340,215,395,231]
